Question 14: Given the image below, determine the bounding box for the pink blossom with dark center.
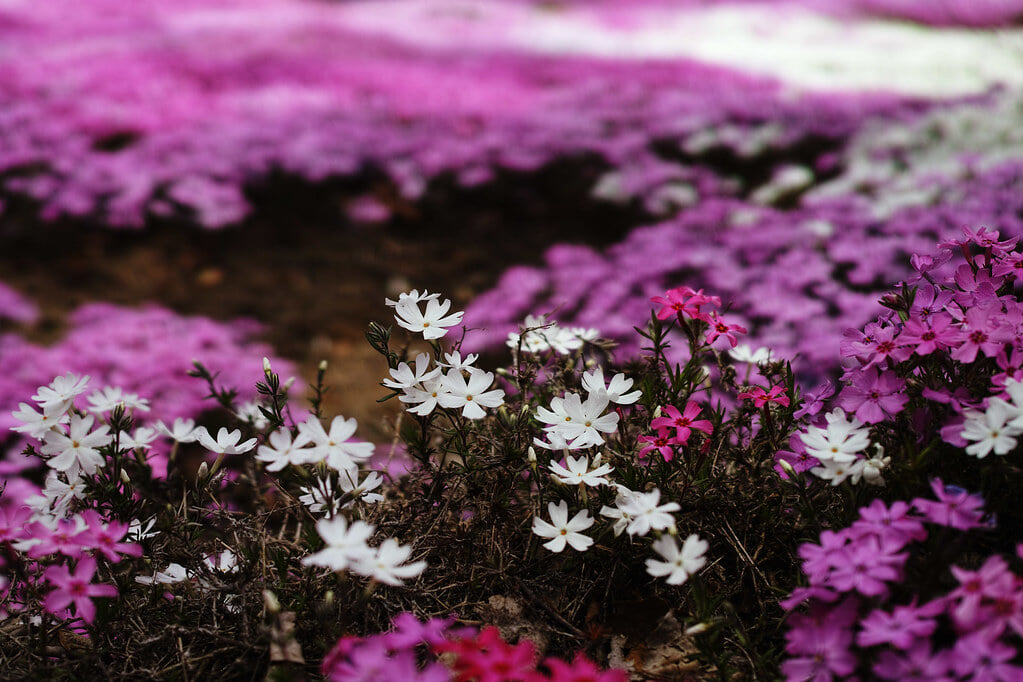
[42,556,118,624]
[912,478,989,531]
[650,402,713,445]
[839,368,908,424]
[851,499,927,545]
[738,384,790,408]
[950,304,1013,364]
[828,535,907,597]
[637,428,679,462]
[704,312,746,348]
[857,601,942,649]
[872,639,954,681]
[650,286,719,323]
[948,555,1017,630]
[897,312,961,356]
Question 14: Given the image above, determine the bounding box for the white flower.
[40,414,112,477]
[581,367,642,405]
[354,538,427,586]
[599,487,641,537]
[256,428,314,471]
[385,289,440,307]
[155,418,199,443]
[393,297,463,340]
[531,500,594,552]
[302,517,375,571]
[437,368,505,420]
[382,353,440,390]
[800,408,871,464]
[298,415,374,470]
[537,392,619,449]
[728,345,772,365]
[25,472,88,518]
[617,489,680,537]
[299,477,342,515]
[120,426,158,451]
[135,563,188,586]
[399,376,449,416]
[86,386,150,414]
[810,458,865,486]
[961,401,1022,458]
[127,517,159,542]
[32,373,90,412]
[10,402,69,440]
[646,534,708,585]
[437,351,478,371]
[236,401,269,430]
[195,427,258,455]
[337,467,383,505]
[205,550,240,574]
[861,450,890,486]
[548,454,614,487]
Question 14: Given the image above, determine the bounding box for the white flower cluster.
[506,314,599,355]
[302,516,426,586]
[384,352,505,420]
[960,378,1023,458]
[386,289,463,340]
[534,368,638,450]
[530,477,707,586]
[800,408,888,486]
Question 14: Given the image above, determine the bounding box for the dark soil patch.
[0,158,649,437]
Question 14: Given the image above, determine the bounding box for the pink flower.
[912,478,988,530]
[637,428,678,462]
[43,556,118,624]
[650,402,713,444]
[78,510,143,562]
[951,304,1013,364]
[839,368,908,424]
[897,313,961,356]
[704,312,746,348]
[536,653,628,682]
[435,626,536,682]
[737,384,790,408]
[650,286,719,322]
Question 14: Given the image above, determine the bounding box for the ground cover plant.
[2,0,1023,679]
[1,229,1021,679]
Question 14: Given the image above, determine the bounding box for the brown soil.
[0,159,648,440]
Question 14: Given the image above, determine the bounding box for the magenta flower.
[650,402,713,444]
[912,478,989,530]
[78,510,143,562]
[897,313,961,356]
[704,312,746,348]
[857,601,941,649]
[43,556,118,624]
[851,499,926,545]
[951,304,1012,364]
[650,286,719,322]
[827,535,906,597]
[949,555,1016,629]
[637,428,678,462]
[872,639,953,681]
[839,368,908,424]
[737,384,790,408]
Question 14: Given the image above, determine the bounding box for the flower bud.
[778,459,797,479]
[318,360,328,372]
[120,469,132,486]
[527,446,536,463]
[263,357,272,375]
[263,589,281,614]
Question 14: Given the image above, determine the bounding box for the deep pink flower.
[951,629,1023,682]
[737,384,790,408]
[436,626,536,682]
[535,653,628,682]
[650,286,719,322]
[649,402,713,444]
[27,518,88,559]
[842,322,911,367]
[704,312,746,348]
[42,556,118,624]
[637,428,678,462]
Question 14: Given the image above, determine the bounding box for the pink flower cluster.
[322,612,626,682]
[639,401,713,462]
[782,480,1021,681]
[0,505,140,624]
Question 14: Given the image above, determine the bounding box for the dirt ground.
[0,159,647,441]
